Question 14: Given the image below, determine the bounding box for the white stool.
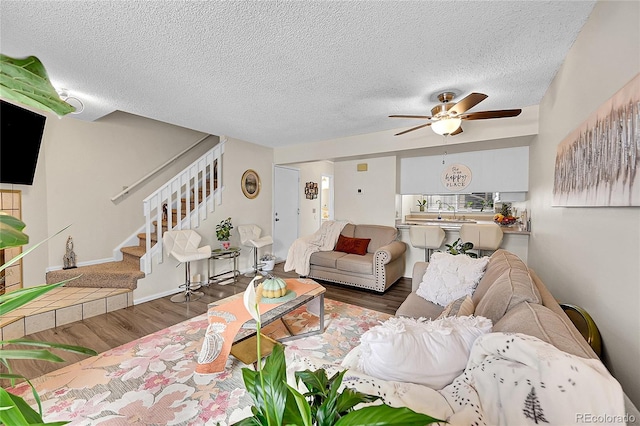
[409,225,446,261]
[238,224,274,277]
[163,230,211,303]
[459,223,503,256]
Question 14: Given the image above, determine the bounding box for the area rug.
[9,299,391,425]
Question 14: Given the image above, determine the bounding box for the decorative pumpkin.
[262,275,287,298]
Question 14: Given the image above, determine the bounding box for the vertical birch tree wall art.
[553,73,639,206]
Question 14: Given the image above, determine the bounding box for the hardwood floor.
[8,263,411,380]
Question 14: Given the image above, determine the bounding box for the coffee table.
[211,281,326,344]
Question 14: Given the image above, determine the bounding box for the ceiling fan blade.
[461,109,522,120]
[450,127,463,136]
[449,93,488,115]
[389,114,433,119]
[394,122,432,136]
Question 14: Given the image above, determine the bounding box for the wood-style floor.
[9,263,411,380]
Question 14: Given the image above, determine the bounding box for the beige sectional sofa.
[307,223,406,293]
[397,249,597,358]
[397,249,640,416]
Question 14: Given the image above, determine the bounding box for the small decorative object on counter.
[417,198,427,212]
[63,236,77,269]
[216,217,233,250]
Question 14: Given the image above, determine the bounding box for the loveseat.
[307,223,406,293]
[396,249,639,419]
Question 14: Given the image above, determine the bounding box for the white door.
[273,166,299,261]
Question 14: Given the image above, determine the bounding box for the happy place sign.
[441,164,472,191]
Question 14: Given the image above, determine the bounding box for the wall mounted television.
[0,100,47,185]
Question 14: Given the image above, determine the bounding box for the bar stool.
[409,225,446,261]
[238,224,273,277]
[459,223,503,257]
[163,230,211,303]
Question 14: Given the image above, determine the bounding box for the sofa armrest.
[374,241,406,265]
[412,261,428,292]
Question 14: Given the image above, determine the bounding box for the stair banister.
[141,138,225,274]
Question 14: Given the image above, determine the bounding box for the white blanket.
[284,220,349,275]
[291,332,625,426]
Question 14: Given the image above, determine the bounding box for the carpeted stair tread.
[121,245,146,257]
[46,261,144,290]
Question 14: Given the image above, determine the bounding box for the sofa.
[396,249,639,419]
[307,223,406,293]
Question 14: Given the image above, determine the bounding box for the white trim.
[133,288,178,305]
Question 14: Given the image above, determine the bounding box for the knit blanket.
[284,220,349,275]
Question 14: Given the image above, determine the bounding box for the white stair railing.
[141,138,226,274]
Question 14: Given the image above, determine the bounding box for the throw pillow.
[357,315,492,390]
[437,295,475,319]
[416,252,490,306]
[335,234,371,256]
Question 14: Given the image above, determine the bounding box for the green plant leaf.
[0,223,70,272]
[0,55,75,116]
[284,382,313,426]
[1,339,97,356]
[0,388,33,425]
[0,349,65,363]
[335,387,380,414]
[295,369,329,396]
[241,367,261,406]
[0,281,73,316]
[335,404,445,425]
[260,344,287,425]
[0,222,29,249]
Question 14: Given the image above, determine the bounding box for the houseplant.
[0,213,97,425]
[445,238,478,258]
[235,279,443,426]
[259,253,276,271]
[416,199,427,212]
[216,217,233,250]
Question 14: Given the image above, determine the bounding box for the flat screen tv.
[0,100,47,185]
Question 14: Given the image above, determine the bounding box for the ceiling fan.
[390,92,522,136]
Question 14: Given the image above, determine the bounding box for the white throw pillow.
[357,315,492,390]
[417,252,489,306]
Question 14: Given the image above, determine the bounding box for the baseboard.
[133,288,178,305]
[46,257,115,273]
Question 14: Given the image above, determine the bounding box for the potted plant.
[416,198,427,212]
[216,217,233,249]
[236,280,443,426]
[260,253,276,271]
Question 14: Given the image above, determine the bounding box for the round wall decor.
[441,163,472,191]
[241,169,260,199]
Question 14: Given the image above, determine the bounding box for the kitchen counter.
[396,220,530,277]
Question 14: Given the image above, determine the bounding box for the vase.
[220,241,231,250]
[419,206,425,212]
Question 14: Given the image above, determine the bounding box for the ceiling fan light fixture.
[431,117,461,136]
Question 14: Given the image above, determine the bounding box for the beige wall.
[135,136,274,302]
[529,0,639,406]
[1,109,217,287]
[334,156,397,226]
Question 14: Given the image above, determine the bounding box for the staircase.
[45,139,226,291]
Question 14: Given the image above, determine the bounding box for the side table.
[208,247,241,285]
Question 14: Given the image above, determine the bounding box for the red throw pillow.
[335,234,371,256]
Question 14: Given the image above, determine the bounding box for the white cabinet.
[400,146,529,194]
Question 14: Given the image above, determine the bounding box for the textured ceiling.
[1,1,596,147]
